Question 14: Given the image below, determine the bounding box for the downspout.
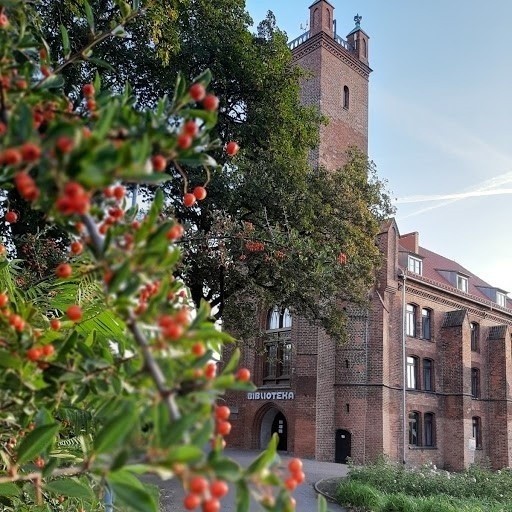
[363,309,369,463]
[399,271,407,465]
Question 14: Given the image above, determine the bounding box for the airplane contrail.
[396,188,512,204]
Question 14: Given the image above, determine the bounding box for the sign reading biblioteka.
[247,390,295,400]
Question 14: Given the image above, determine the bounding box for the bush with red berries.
[0,2,320,512]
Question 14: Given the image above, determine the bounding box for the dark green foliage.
[336,480,384,510]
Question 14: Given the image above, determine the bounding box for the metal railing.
[287,30,355,52]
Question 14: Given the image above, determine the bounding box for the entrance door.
[335,429,351,463]
[271,412,288,451]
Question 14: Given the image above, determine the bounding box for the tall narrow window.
[423,359,433,391]
[406,304,417,337]
[496,292,506,308]
[421,308,432,340]
[424,413,435,447]
[457,275,468,293]
[407,356,419,389]
[472,416,482,448]
[407,256,422,275]
[264,307,292,385]
[471,368,480,398]
[408,412,420,446]
[470,322,479,351]
[343,86,349,109]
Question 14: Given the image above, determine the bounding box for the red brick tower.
[289,1,371,169]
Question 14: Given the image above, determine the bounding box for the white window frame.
[496,292,506,308]
[407,256,422,275]
[456,275,468,293]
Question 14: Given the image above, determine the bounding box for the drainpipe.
[398,271,407,465]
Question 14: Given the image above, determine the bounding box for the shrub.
[381,493,417,512]
[336,480,384,510]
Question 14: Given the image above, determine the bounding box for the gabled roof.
[400,241,512,309]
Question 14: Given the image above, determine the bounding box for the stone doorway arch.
[255,403,288,452]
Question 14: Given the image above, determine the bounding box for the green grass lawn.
[336,458,512,512]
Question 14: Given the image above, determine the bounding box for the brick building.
[225,0,512,470]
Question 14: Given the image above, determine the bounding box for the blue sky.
[246,0,512,294]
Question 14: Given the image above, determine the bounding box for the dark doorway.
[271,412,288,451]
[335,429,351,463]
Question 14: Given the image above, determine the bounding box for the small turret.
[346,14,369,65]
[309,0,335,37]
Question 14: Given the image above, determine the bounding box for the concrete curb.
[314,478,349,511]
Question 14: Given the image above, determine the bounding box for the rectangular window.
[497,292,506,308]
[472,416,482,448]
[264,337,292,385]
[470,322,479,351]
[423,359,433,392]
[407,256,422,275]
[409,412,419,446]
[471,368,480,398]
[421,308,431,340]
[424,413,434,447]
[457,275,468,293]
[406,304,417,337]
[407,356,418,389]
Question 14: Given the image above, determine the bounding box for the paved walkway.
[153,449,348,512]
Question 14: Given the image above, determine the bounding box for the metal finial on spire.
[354,14,362,27]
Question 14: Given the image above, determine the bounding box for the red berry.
[202,94,219,112]
[151,154,167,172]
[225,141,239,157]
[189,83,206,102]
[183,120,199,137]
[5,211,18,223]
[236,368,251,382]
[66,305,82,322]
[50,319,61,330]
[113,186,125,200]
[210,480,229,499]
[167,224,185,241]
[205,362,217,379]
[0,293,8,308]
[288,458,303,474]
[70,241,83,255]
[82,83,95,98]
[42,344,55,357]
[216,420,232,436]
[183,193,196,207]
[183,493,201,510]
[26,347,43,362]
[285,477,297,491]
[0,13,9,28]
[162,323,184,341]
[189,476,208,495]
[56,136,74,154]
[202,498,220,512]
[215,406,231,421]
[56,263,72,278]
[177,133,193,150]
[193,186,207,201]
[293,470,306,484]
[20,142,41,162]
[191,342,206,357]
[9,314,24,331]
[2,148,22,165]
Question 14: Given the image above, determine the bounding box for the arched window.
[313,8,319,29]
[362,38,367,57]
[421,308,432,340]
[471,367,480,398]
[343,85,349,109]
[406,356,419,389]
[264,307,292,385]
[472,416,482,448]
[424,413,435,447]
[406,304,417,337]
[326,8,330,27]
[408,411,420,446]
[470,322,479,351]
[423,359,433,391]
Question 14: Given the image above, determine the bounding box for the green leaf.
[16,424,59,465]
[236,480,250,512]
[83,0,95,33]
[38,73,65,90]
[59,24,70,57]
[87,56,115,72]
[245,435,278,476]
[221,348,240,375]
[45,478,94,499]
[0,482,21,497]
[317,494,328,512]
[167,445,203,464]
[93,405,137,454]
[209,457,241,481]
[0,349,21,369]
[107,471,158,512]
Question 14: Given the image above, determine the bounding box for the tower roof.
[309,0,335,8]
[347,13,368,37]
